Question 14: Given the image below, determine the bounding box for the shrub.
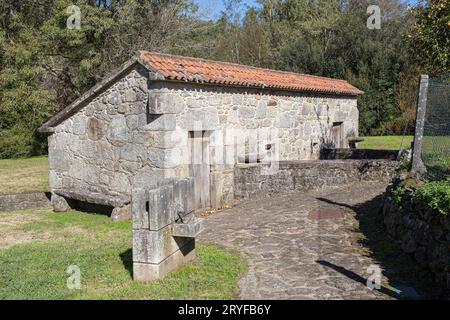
[414,178,450,216]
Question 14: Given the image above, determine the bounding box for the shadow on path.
[316,194,448,300]
[316,260,399,299]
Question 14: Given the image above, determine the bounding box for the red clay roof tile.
[137,50,363,96]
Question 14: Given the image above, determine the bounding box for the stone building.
[39,51,363,219]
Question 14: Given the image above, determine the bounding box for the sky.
[194,0,421,21]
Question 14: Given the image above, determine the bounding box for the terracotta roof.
[137,50,363,96]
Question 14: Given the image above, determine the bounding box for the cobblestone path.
[199,182,394,300]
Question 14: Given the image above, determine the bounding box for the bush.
[414,178,450,216]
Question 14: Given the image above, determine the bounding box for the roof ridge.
[138,50,351,84]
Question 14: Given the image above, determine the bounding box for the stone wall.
[49,65,172,199]
[0,192,51,212]
[234,160,397,200]
[382,175,450,287]
[321,148,400,160]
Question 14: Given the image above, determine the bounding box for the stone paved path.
[199,182,393,300]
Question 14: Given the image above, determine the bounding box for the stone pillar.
[411,75,429,174]
[132,177,203,281]
[51,192,72,212]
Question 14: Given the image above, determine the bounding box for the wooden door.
[331,122,343,148]
[189,131,210,210]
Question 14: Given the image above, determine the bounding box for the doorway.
[331,122,344,148]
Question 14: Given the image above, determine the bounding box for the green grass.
[358,136,414,150]
[0,156,49,194]
[0,210,245,300]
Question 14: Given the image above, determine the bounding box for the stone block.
[106,115,129,142]
[275,113,291,128]
[147,185,176,230]
[185,107,219,130]
[132,188,148,229]
[148,147,182,169]
[173,218,204,238]
[133,243,195,282]
[48,148,69,172]
[120,143,147,162]
[239,106,255,119]
[173,178,195,215]
[51,193,72,212]
[72,115,86,135]
[107,90,121,105]
[147,130,186,149]
[111,204,131,221]
[146,114,176,131]
[255,101,267,119]
[132,227,193,264]
[148,92,185,114]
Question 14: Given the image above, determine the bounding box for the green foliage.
[392,186,406,206]
[0,0,446,158]
[406,0,450,72]
[414,178,450,216]
[397,157,412,173]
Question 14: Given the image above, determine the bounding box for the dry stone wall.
[382,175,450,288]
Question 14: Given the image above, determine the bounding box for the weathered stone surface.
[0,192,51,212]
[86,117,105,141]
[148,92,185,114]
[148,147,182,169]
[234,160,397,200]
[173,218,204,238]
[146,114,176,131]
[255,101,267,119]
[147,130,186,149]
[54,188,130,207]
[132,227,193,264]
[106,115,129,142]
[51,193,72,212]
[147,185,175,230]
[133,245,195,282]
[185,107,219,130]
[111,204,131,221]
[132,188,148,229]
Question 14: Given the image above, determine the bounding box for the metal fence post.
[411,74,429,174]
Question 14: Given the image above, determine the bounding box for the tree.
[406,0,450,72]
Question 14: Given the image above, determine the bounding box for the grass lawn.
[0,156,49,194]
[358,136,414,150]
[0,209,245,299]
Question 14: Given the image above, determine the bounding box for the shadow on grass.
[316,195,449,300]
[120,248,133,278]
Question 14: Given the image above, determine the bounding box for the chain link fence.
[421,74,450,180]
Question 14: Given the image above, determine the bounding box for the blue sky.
[194,0,421,20]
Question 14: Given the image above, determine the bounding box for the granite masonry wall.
[233,160,397,201]
[382,175,450,288]
[49,67,359,211]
